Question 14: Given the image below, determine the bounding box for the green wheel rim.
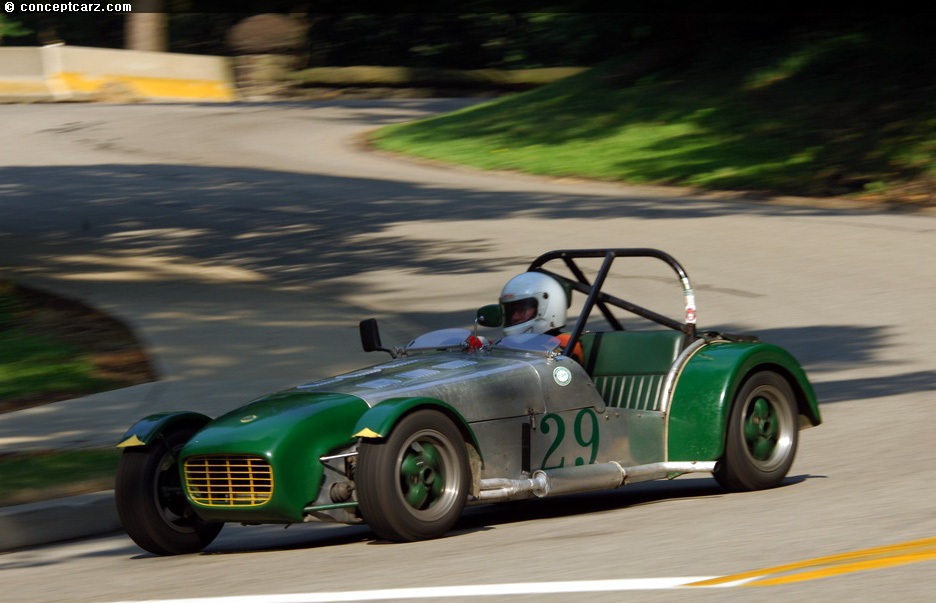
[395,430,460,522]
[739,385,795,472]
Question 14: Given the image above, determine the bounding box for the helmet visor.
[503,298,538,327]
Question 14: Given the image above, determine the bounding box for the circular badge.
[553,366,572,386]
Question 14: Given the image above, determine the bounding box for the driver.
[500,272,582,362]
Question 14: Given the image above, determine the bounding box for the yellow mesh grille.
[184,455,273,507]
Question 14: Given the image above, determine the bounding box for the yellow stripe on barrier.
[688,536,936,587]
[1,46,237,103]
[0,81,51,95]
[55,72,234,102]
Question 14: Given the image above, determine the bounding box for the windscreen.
[494,333,561,354]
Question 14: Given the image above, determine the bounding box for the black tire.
[715,371,799,492]
[356,410,470,542]
[115,426,223,555]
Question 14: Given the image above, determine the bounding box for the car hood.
[182,390,369,458]
[293,351,549,420]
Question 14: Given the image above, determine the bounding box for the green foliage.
[292,66,586,90]
[0,449,119,506]
[373,19,936,200]
[0,282,18,329]
[0,328,112,400]
[304,13,634,69]
[7,11,635,68]
[0,286,114,402]
[0,15,32,43]
[8,12,122,47]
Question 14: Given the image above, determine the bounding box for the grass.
[0,282,155,504]
[0,330,115,402]
[0,448,119,506]
[0,283,121,408]
[372,22,936,204]
[0,284,121,506]
[293,65,586,89]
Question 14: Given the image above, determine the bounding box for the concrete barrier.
[0,45,236,103]
[0,47,50,101]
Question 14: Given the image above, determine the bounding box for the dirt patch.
[0,282,157,414]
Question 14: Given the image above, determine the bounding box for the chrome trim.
[319,451,358,462]
[660,337,709,461]
[660,338,709,414]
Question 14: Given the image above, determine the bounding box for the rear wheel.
[115,426,222,555]
[715,371,799,492]
[356,410,470,542]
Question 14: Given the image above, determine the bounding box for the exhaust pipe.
[531,462,625,497]
[475,476,545,502]
[622,461,716,485]
[476,461,716,503]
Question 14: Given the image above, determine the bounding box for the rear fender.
[116,411,212,448]
[667,342,820,461]
[353,397,482,464]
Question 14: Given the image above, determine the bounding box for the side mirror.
[359,318,396,358]
[475,304,503,328]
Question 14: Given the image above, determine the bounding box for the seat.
[579,331,685,411]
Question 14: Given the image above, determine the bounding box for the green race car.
[115,248,821,555]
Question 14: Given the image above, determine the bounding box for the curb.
[0,491,121,552]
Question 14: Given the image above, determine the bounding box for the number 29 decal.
[540,408,600,469]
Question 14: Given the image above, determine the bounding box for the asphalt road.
[2,100,936,602]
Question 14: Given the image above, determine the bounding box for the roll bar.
[526,249,697,358]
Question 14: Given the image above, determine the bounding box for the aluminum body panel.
[298,347,606,422]
[297,348,615,480]
[527,356,606,413]
[471,417,531,479]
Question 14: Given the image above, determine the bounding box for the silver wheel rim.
[394,428,461,523]
[738,383,796,472]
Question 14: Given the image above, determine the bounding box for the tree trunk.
[125,1,167,52]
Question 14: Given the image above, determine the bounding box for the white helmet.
[499,272,567,336]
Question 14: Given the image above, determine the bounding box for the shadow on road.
[1,160,929,451]
[707,324,936,404]
[157,475,818,556]
[0,163,874,295]
[813,370,936,404]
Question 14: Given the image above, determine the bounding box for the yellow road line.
[688,536,936,587]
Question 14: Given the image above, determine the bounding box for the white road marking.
[99,535,936,603]
[100,577,721,603]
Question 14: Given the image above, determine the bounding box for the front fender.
[667,342,820,461]
[353,397,482,462]
[116,411,212,448]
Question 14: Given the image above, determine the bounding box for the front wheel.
[356,410,470,542]
[715,371,799,492]
[115,426,223,555]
